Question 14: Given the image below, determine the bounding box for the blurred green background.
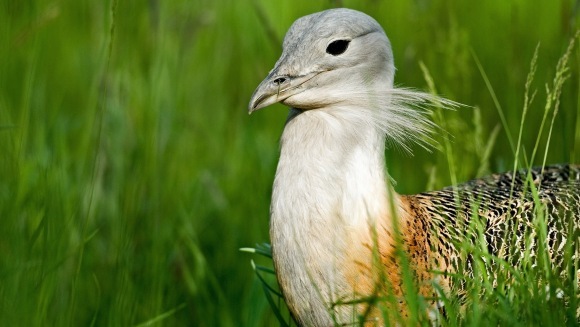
[0,0,578,326]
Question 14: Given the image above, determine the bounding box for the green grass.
[0,0,578,326]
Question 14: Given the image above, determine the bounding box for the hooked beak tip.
[248,105,258,115]
[248,98,264,114]
[248,89,276,114]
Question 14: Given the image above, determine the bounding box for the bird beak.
[248,71,321,114]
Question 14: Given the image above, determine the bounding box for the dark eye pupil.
[326,39,350,56]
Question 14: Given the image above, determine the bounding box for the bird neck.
[270,106,396,325]
[273,107,393,225]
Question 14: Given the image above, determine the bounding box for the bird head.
[249,8,395,113]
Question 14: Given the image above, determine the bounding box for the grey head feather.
[278,8,388,76]
[249,8,458,152]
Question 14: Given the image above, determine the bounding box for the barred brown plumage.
[404,164,580,301]
[248,8,580,326]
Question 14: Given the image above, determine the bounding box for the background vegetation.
[0,0,578,326]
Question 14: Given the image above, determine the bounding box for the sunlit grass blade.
[134,303,187,327]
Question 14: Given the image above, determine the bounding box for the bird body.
[249,8,580,326]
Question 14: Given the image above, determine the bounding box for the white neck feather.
[270,106,392,325]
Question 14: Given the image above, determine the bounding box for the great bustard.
[248,8,580,326]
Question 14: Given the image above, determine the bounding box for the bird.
[248,8,580,326]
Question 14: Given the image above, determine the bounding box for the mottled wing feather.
[404,164,580,294]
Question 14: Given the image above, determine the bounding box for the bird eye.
[326,39,350,56]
